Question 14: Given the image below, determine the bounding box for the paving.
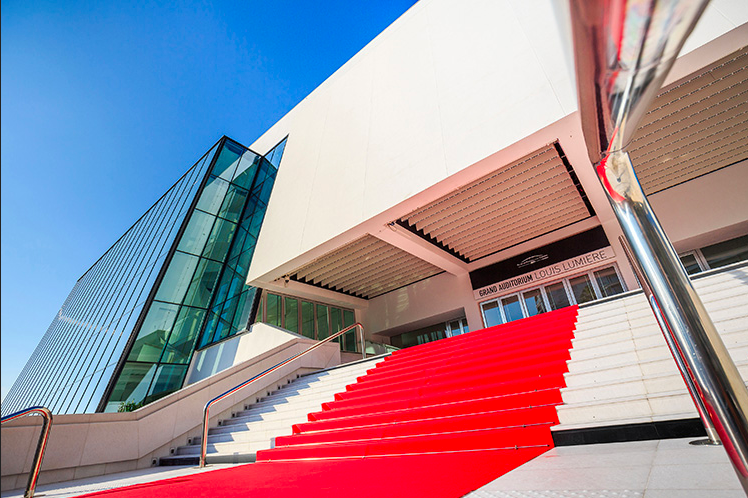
[467,437,745,497]
[3,437,744,497]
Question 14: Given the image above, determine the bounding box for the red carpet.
[78,306,578,497]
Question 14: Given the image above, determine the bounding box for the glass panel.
[232,152,260,189]
[461,320,470,334]
[217,184,249,223]
[257,295,264,322]
[330,307,342,343]
[231,290,252,332]
[545,282,571,310]
[266,293,281,327]
[449,320,462,337]
[679,253,703,275]
[522,289,547,317]
[300,301,315,339]
[481,301,502,327]
[198,310,220,348]
[161,307,205,364]
[196,176,230,215]
[146,364,188,403]
[202,217,237,262]
[391,323,446,349]
[154,252,199,304]
[219,297,240,339]
[177,210,215,256]
[501,295,524,322]
[569,274,597,304]
[700,235,748,269]
[105,362,157,411]
[593,267,625,298]
[128,303,179,362]
[211,141,243,180]
[316,304,329,339]
[183,259,222,308]
[284,297,299,333]
[342,309,356,352]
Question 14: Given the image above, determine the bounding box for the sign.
[473,246,615,300]
[470,227,610,290]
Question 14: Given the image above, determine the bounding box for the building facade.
[2,0,747,418]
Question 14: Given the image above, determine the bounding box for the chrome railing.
[568,0,748,491]
[199,322,366,467]
[1,406,53,498]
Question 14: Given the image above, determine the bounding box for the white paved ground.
[0,464,235,498]
[3,438,745,497]
[466,438,745,497]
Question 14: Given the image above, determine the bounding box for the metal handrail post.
[567,1,748,490]
[199,323,366,467]
[1,406,53,498]
[619,237,720,445]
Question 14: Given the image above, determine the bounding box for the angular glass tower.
[1,136,285,415]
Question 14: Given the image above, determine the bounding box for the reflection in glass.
[106,362,157,410]
[154,252,199,304]
[593,267,624,297]
[569,274,597,304]
[701,235,748,269]
[679,253,703,275]
[211,141,243,180]
[342,309,356,352]
[146,364,188,403]
[182,259,222,308]
[129,303,179,362]
[161,307,205,364]
[482,301,502,327]
[202,218,237,262]
[177,210,215,256]
[316,304,329,339]
[522,289,547,316]
[545,282,571,310]
[284,297,298,333]
[232,152,260,189]
[501,295,524,322]
[218,184,249,223]
[266,293,281,326]
[301,301,315,339]
[196,176,230,215]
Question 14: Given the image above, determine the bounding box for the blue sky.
[0,0,418,402]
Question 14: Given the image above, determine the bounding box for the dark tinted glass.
[593,267,625,297]
[545,282,571,310]
[701,235,748,269]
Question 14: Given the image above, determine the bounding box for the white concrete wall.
[649,159,748,251]
[1,337,341,491]
[246,0,747,286]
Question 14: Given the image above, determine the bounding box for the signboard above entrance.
[469,227,612,298]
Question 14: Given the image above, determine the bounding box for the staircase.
[255,306,579,492]
[161,358,380,465]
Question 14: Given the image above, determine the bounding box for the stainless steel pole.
[567,0,748,491]
[618,236,720,445]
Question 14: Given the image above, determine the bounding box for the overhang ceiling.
[629,47,748,194]
[398,143,593,262]
[290,235,442,299]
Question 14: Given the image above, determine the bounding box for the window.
[678,235,748,275]
[480,265,625,327]
[257,291,357,352]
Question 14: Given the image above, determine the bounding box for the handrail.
[1,406,53,498]
[199,322,366,467]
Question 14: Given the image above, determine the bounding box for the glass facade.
[1,142,219,416]
[2,136,286,416]
[102,137,284,412]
